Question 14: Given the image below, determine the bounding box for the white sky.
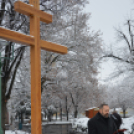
[84,0,134,82]
[86,0,134,44]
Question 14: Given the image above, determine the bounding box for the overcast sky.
[84,0,134,83]
[86,0,134,45]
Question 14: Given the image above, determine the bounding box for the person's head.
[99,103,109,118]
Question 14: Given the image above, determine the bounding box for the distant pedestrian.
[88,103,116,134]
[111,112,127,134]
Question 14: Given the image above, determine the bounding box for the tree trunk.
[45,110,47,119]
[56,110,57,120]
[1,100,8,134]
[122,105,126,118]
[123,109,126,118]
[1,78,6,134]
[60,107,62,121]
[67,110,69,121]
[1,47,25,133]
[0,0,5,25]
[0,1,6,133]
[74,107,78,118]
[65,96,69,121]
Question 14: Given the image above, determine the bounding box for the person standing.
[88,104,116,134]
[112,112,127,134]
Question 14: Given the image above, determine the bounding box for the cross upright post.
[0,0,68,133]
[29,0,42,134]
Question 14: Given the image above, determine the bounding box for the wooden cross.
[0,0,67,134]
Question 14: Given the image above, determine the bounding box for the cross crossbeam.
[0,27,34,46]
[14,1,52,24]
[40,40,67,54]
[0,27,67,54]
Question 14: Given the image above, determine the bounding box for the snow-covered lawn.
[5,116,134,134]
[5,130,30,134]
[71,116,134,134]
[71,117,89,129]
[121,116,134,134]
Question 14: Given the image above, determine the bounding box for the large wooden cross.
[0,0,67,134]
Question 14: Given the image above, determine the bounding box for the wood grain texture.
[14,1,52,24]
[0,1,68,134]
[0,27,34,45]
[41,40,67,54]
[29,0,42,134]
[30,16,42,134]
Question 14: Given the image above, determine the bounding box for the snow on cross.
[0,0,67,134]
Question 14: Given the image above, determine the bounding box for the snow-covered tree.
[100,19,134,114]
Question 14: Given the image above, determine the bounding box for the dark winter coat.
[88,112,116,134]
[112,113,126,134]
[112,113,122,129]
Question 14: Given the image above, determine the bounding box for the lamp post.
[0,52,4,134]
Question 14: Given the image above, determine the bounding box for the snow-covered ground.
[5,130,30,134]
[121,116,134,134]
[5,116,134,134]
[71,116,134,134]
[71,117,89,129]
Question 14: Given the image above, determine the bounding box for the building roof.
[85,107,99,111]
